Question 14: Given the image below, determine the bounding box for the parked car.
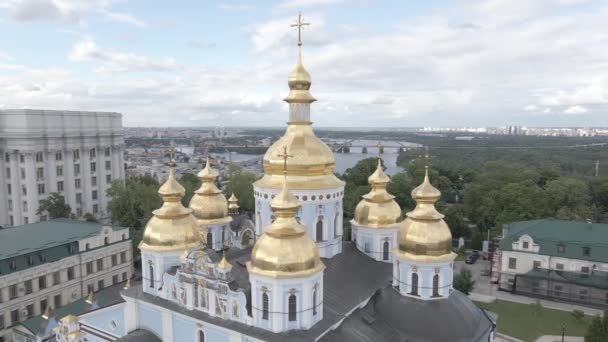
[465,251,480,264]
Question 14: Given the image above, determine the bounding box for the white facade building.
[0,109,125,226]
[0,219,133,342]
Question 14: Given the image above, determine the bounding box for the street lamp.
[561,323,566,342]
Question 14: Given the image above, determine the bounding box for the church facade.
[13,14,496,342]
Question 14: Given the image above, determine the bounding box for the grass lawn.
[476,300,594,342]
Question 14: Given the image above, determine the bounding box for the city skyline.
[0,0,607,127]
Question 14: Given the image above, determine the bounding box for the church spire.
[285,12,316,106]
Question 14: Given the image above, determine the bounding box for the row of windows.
[85,252,128,275]
[255,191,344,201]
[522,240,592,257]
[509,257,595,274]
[86,271,129,295]
[260,287,320,322]
[0,267,75,304]
[4,148,114,163]
[6,174,111,196]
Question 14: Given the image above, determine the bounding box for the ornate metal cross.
[376,141,383,160]
[166,142,176,166]
[291,12,310,47]
[278,145,294,176]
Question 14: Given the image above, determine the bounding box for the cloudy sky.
[0,0,607,127]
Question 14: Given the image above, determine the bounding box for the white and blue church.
[13,14,496,342]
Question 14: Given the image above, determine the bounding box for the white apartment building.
[0,219,133,342]
[496,219,608,307]
[0,109,125,226]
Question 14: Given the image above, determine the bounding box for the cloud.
[69,38,177,73]
[563,105,589,114]
[274,0,346,12]
[250,14,328,52]
[218,3,254,11]
[102,10,146,28]
[524,104,539,111]
[187,40,217,49]
[4,0,145,27]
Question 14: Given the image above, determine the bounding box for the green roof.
[523,268,608,290]
[19,282,127,337]
[0,219,127,275]
[500,219,608,263]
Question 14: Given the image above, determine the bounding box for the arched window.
[221,228,225,246]
[256,212,262,234]
[206,232,213,249]
[242,231,253,247]
[85,243,90,250]
[198,330,205,342]
[262,292,269,320]
[149,264,155,288]
[271,215,276,223]
[104,237,109,245]
[433,274,440,297]
[288,294,297,322]
[122,234,126,240]
[312,287,317,315]
[383,241,390,261]
[334,214,340,237]
[410,273,418,296]
[316,218,323,242]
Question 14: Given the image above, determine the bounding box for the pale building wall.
[0,109,125,227]
[351,224,399,262]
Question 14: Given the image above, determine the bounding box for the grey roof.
[19,282,127,336]
[0,218,127,259]
[123,242,393,342]
[320,287,496,342]
[230,214,252,232]
[115,329,162,342]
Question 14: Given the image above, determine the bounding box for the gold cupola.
[248,176,325,278]
[396,166,456,262]
[189,158,232,225]
[228,192,240,215]
[353,159,402,227]
[253,20,344,191]
[140,166,200,252]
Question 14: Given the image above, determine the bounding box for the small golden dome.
[248,178,324,278]
[285,47,316,104]
[228,192,240,210]
[140,167,201,252]
[397,167,455,262]
[255,125,344,190]
[217,253,232,271]
[353,160,402,227]
[189,159,232,225]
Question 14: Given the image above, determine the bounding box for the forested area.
[340,134,608,246]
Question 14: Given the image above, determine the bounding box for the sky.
[0,0,607,127]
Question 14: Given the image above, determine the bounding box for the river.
[177,139,419,175]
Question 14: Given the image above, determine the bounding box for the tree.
[342,157,381,187]
[545,177,592,220]
[106,176,162,257]
[387,172,415,211]
[83,213,98,222]
[586,312,608,342]
[453,268,475,295]
[37,192,72,219]
[444,205,470,239]
[225,164,257,213]
[179,173,199,206]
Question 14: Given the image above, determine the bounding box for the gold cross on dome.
[290,12,310,47]
[166,142,176,167]
[376,141,383,160]
[423,147,432,170]
[277,145,294,176]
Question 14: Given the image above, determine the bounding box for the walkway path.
[534,336,584,342]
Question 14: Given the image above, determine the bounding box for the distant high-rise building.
[0,109,125,227]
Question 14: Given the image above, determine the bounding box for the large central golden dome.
[254,46,344,191]
[140,167,200,252]
[189,158,232,225]
[353,160,402,227]
[248,177,324,278]
[396,167,455,262]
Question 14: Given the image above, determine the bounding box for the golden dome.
[255,125,344,190]
[284,47,316,104]
[248,178,324,278]
[228,192,240,211]
[141,168,201,252]
[217,253,232,271]
[353,159,402,227]
[396,167,455,262]
[189,158,232,225]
